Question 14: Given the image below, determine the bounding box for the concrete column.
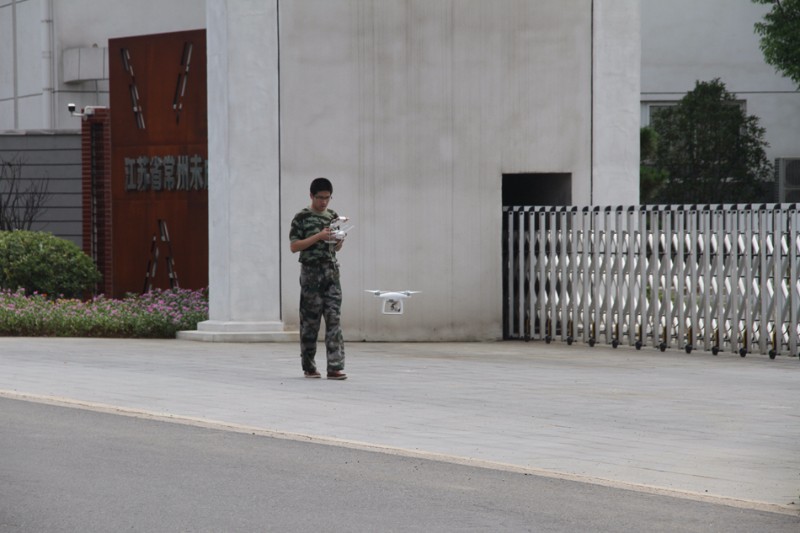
[591,0,641,205]
[180,0,296,342]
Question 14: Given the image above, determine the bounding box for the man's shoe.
[327,370,347,380]
[304,370,321,378]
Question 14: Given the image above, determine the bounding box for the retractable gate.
[503,204,800,358]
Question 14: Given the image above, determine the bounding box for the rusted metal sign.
[108,29,208,297]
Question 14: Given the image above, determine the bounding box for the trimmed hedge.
[0,230,101,299]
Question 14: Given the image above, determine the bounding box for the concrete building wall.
[0,0,204,131]
[641,0,800,165]
[592,0,640,206]
[278,0,639,340]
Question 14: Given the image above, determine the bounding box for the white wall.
[0,0,41,129]
[642,0,800,162]
[203,0,283,331]
[0,0,205,131]
[592,0,640,206]
[279,0,638,340]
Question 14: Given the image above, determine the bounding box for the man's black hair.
[310,177,333,195]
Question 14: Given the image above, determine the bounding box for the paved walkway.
[0,337,798,515]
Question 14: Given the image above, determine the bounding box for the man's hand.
[290,226,332,253]
[318,227,333,242]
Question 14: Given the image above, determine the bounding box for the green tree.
[640,127,668,203]
[753,0,800,87]
[649,79,772,204]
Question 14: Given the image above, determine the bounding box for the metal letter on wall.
[108,30,208,297]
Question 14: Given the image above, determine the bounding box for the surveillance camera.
[68,103,76,113]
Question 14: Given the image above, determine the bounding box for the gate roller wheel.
[545,336,551,344]
[685,345,693,354]
[711,346,719,356]
[566,336,573,346]
[634,341,642,350]
[611,339,619,348]
[659,342,667,352]
[588,338,596,347]
[739,348,747,358]
[768,350,777,359]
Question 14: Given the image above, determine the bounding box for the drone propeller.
[365,290,421,297]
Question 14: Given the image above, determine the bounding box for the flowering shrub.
[0,288,209,338]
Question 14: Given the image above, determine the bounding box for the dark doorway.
[502,173,571,207]
[502,173,571,339]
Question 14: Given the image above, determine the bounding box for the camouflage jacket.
[289,207,339,264]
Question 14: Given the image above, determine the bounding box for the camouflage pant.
[299,263,344,372]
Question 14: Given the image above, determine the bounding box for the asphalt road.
[1,398,797,533]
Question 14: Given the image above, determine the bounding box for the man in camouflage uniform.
[289,177,347,380]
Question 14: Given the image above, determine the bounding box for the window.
[641,100,746,127]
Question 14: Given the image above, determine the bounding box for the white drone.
[326,216,354,243]
[365,290,421,315]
